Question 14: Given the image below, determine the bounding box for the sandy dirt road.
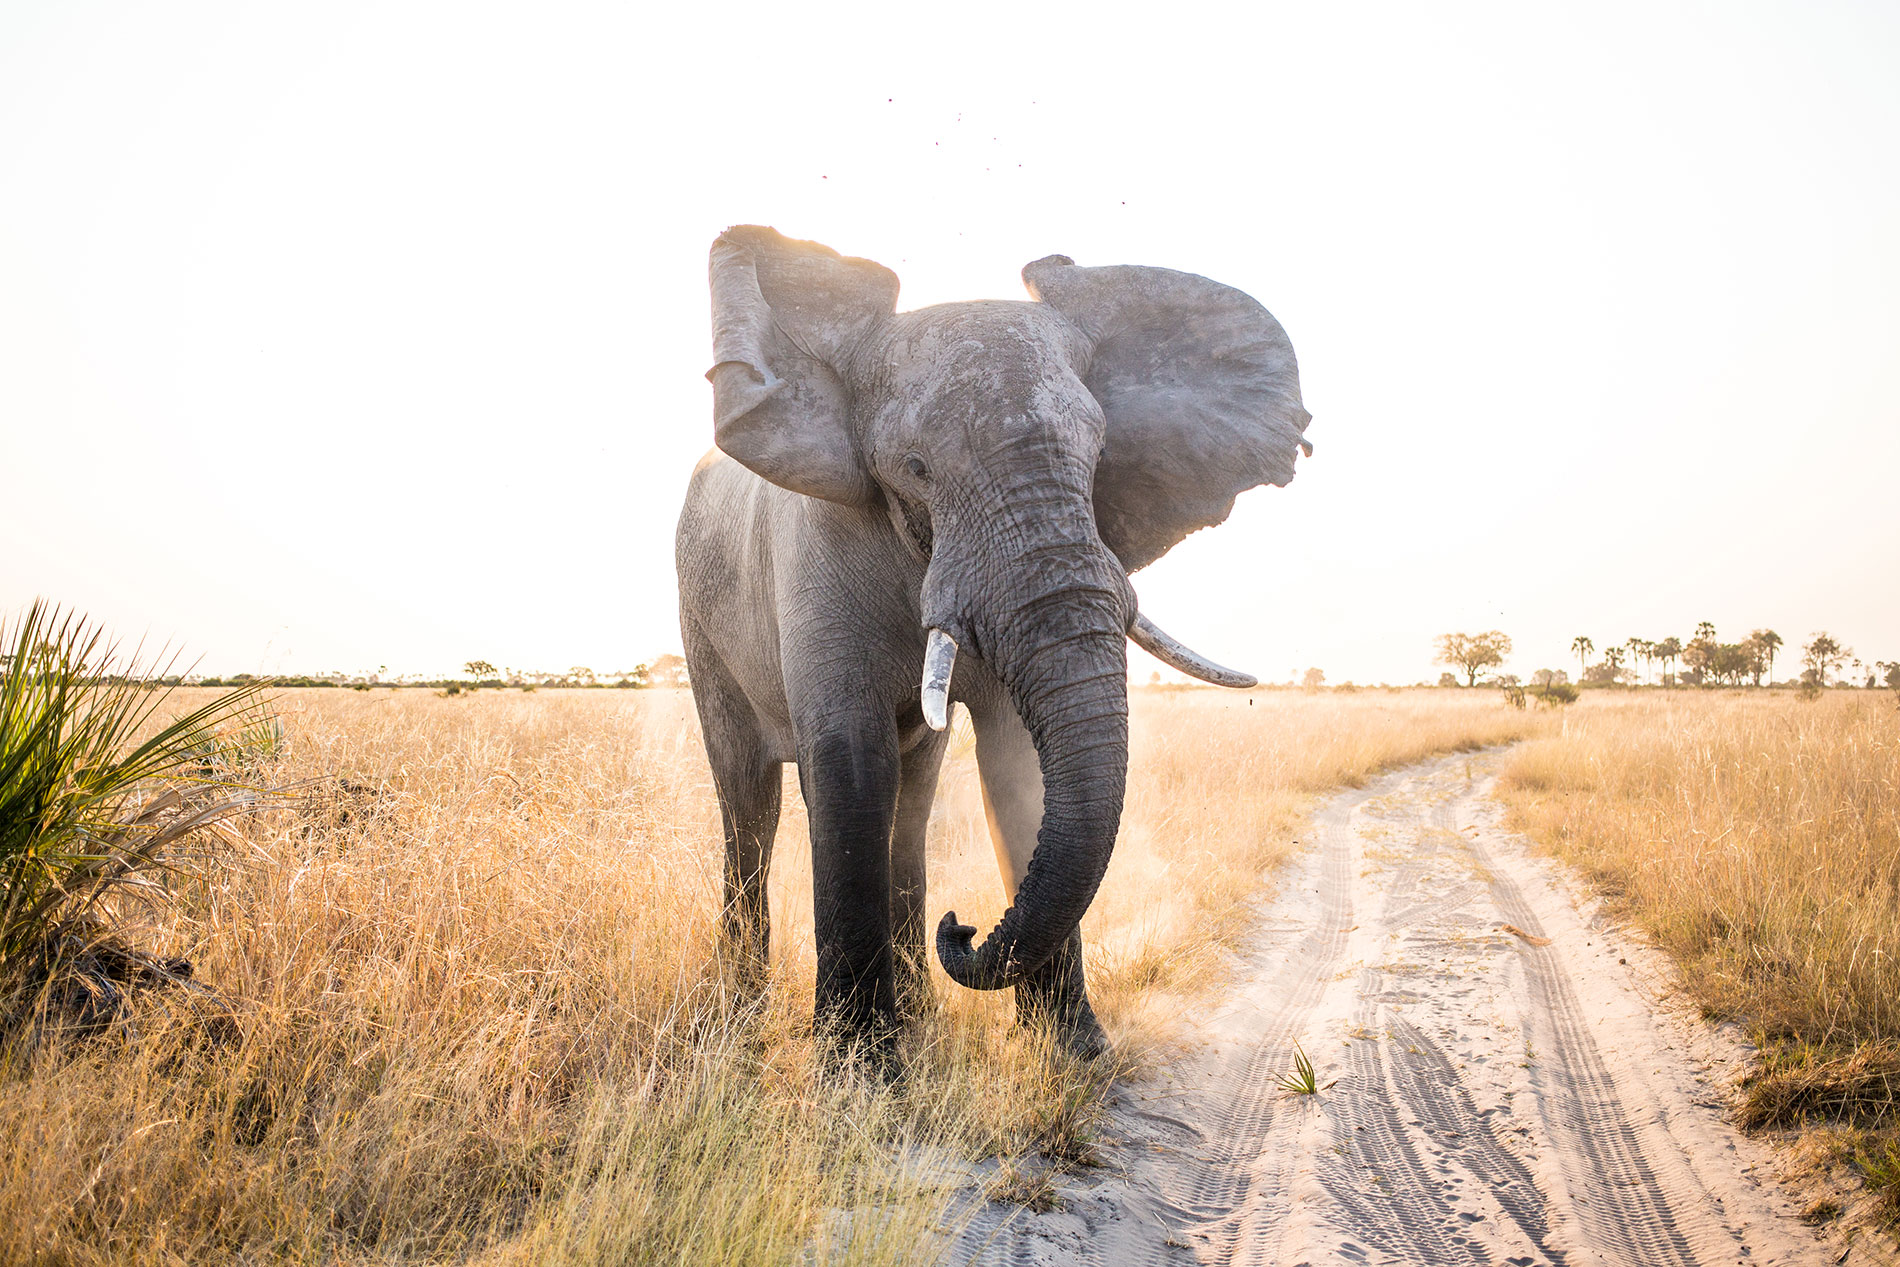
[951,750,1834,1266]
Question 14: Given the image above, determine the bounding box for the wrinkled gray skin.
[675,227,1311,1058]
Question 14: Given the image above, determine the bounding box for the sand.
[947,750,1851,1266]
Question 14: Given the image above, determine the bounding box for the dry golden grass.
[1498,689,1900,1219]
[0,685,1537,1264]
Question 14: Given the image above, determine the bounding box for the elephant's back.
[676,450,778,588]
[676,452,795,729]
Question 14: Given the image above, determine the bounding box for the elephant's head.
[706,226,1311,991]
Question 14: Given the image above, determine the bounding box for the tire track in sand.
[1430,772,1749,1266]
[950,752,1821,1267]
[1149,774,1362,1252]
[950,773,1378,1267]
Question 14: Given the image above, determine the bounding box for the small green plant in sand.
[1276,1043,1320,1096]
[1860,1138,1900,1225]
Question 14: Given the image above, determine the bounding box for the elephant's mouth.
[894,492,934,560]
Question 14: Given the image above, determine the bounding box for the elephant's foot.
[1020,993,1109,1060]
[1014,930,1109,1060]
[714,928,772,1012]
[815,1014,904,1083]
[813,977,904,1078]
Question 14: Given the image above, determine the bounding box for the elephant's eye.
[904,454,929,482]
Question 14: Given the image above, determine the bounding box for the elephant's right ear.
[1024,255,1312,574]
[707,226,897,505]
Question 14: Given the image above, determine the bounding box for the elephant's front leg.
[967,679,1109,1059]
[798,721,903,1050]
[892,725,949,1017]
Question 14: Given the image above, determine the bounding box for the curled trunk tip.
[934,912,1001,988]
[933,623,1129,991]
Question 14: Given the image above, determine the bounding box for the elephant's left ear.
[1023,256,1312,573]
[707,226,899,505]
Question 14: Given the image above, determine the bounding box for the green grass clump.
[1860,1136,1900,1226]
[1,601,269,1034]
[1275,1043,1319,1096]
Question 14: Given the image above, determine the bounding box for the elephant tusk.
[920,628,957,730]
[1129,613,1257,689]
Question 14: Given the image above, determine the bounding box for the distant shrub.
[1531,682,1580,707]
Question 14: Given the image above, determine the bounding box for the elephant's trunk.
[935,582,1130,990]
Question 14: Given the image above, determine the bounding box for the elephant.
[674,226,1311,1059]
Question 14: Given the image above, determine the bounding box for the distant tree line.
[1569,625,1889,691]
[193,653,691,691]
[1432,623,1896,696]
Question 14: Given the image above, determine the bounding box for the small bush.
[1,602,269,1034]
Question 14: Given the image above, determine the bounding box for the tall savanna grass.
[1499,690,1900,1215]
[1501,691,1898,1049]
[0,685,1536,1264]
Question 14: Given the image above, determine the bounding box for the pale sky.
[3,2,1896,685]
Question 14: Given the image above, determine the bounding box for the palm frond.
[0,600,273,1024]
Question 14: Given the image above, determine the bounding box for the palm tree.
[1603,645,1626,683]
[1753,629,1782,685]
[1626,638,1647,685]
[1655,636,1682,687]
[1571,636,1594,682]
[1695,621,1716,642]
